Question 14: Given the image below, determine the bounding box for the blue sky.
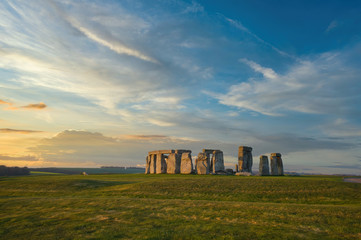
[0,0,360,174]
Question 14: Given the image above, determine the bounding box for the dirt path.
[344,178,361,183]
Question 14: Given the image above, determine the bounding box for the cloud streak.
[0,154,39,161]
[0,98,47,110]
[240,58,278,79]
[0,128,43,134]
[20,102,47,109]
[69,20,159,64]
[0,100,12,105]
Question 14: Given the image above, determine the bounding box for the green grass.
[0,174,360,239]
[30,171,64,175]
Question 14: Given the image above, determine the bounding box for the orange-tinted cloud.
[0,128,43,134]
[5,106,19,110]
[20,102,47,109]
[0,100,12,105]
[0,100,47,110]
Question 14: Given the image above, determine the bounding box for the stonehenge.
[202,149,225,174]
[146,150,192,174]
[259,155,270,176]
[237,146,253,173]
[180,152,193,174]
[270,153,284,176]
[145,147,284,176]
[145,155,150,174]
[211,150,225,173]
[196,153,209,175]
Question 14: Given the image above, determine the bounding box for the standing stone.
[202,149,213,172]
[259,155,270,176]
[149,154,156,174]
[166,153,177,174]
[271,153,284,176]
[196,153,209,175]
[175,152,182,174]
[212,150,225,173]
[156,153,167,174]
[180,152,193,174]
[270,153,279,176]
[145,155,150,174]
[238,146,253,173]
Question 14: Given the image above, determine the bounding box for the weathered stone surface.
[149,154,156,174]
[203,149,220,154]
[271,153,284,176]
[148,150,175,155]
[259,155,270,176]
[226,169,234,175]
[175,149,191,154]
[277,156,284,176]
[235,172,252,176]
[180,152,193,174]
[166,153,177,174]
[145,155,150,174]
[202,149,213,172]
[270,153,280,176]
[238,146,253,173]
[196,153,209,175]
[235,164,238,172]
[156,153,167,174]
[212,150,225,173]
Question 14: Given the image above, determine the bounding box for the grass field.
[0,174,360,239]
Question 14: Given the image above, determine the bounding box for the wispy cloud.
[183,1,204,14]
[20,102,47,109]
[325,20,339,33]
[0,98,47,110]
[0,128,43,134]
[223,15,293,58]
[223,16,249,32]
[0,100,11,105]
[123,135,169,140]
[68,20,159,64]
[214,45,361,117]
[0,154,39,161]
[240,58,278,79]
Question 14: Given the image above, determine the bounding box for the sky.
[1,0,361,175]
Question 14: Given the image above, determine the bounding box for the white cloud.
[224,17,249,33]
[223,15,293,58]
[325,20,339,33]
[68,19,159,64]
[183,1,204,13]
[240,58,278,79]
[215,47,361,117]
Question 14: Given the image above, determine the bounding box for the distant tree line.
[101,166,126,169]
[100,166,144,169]
[0,165,30,176]
[30,168,77,174]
